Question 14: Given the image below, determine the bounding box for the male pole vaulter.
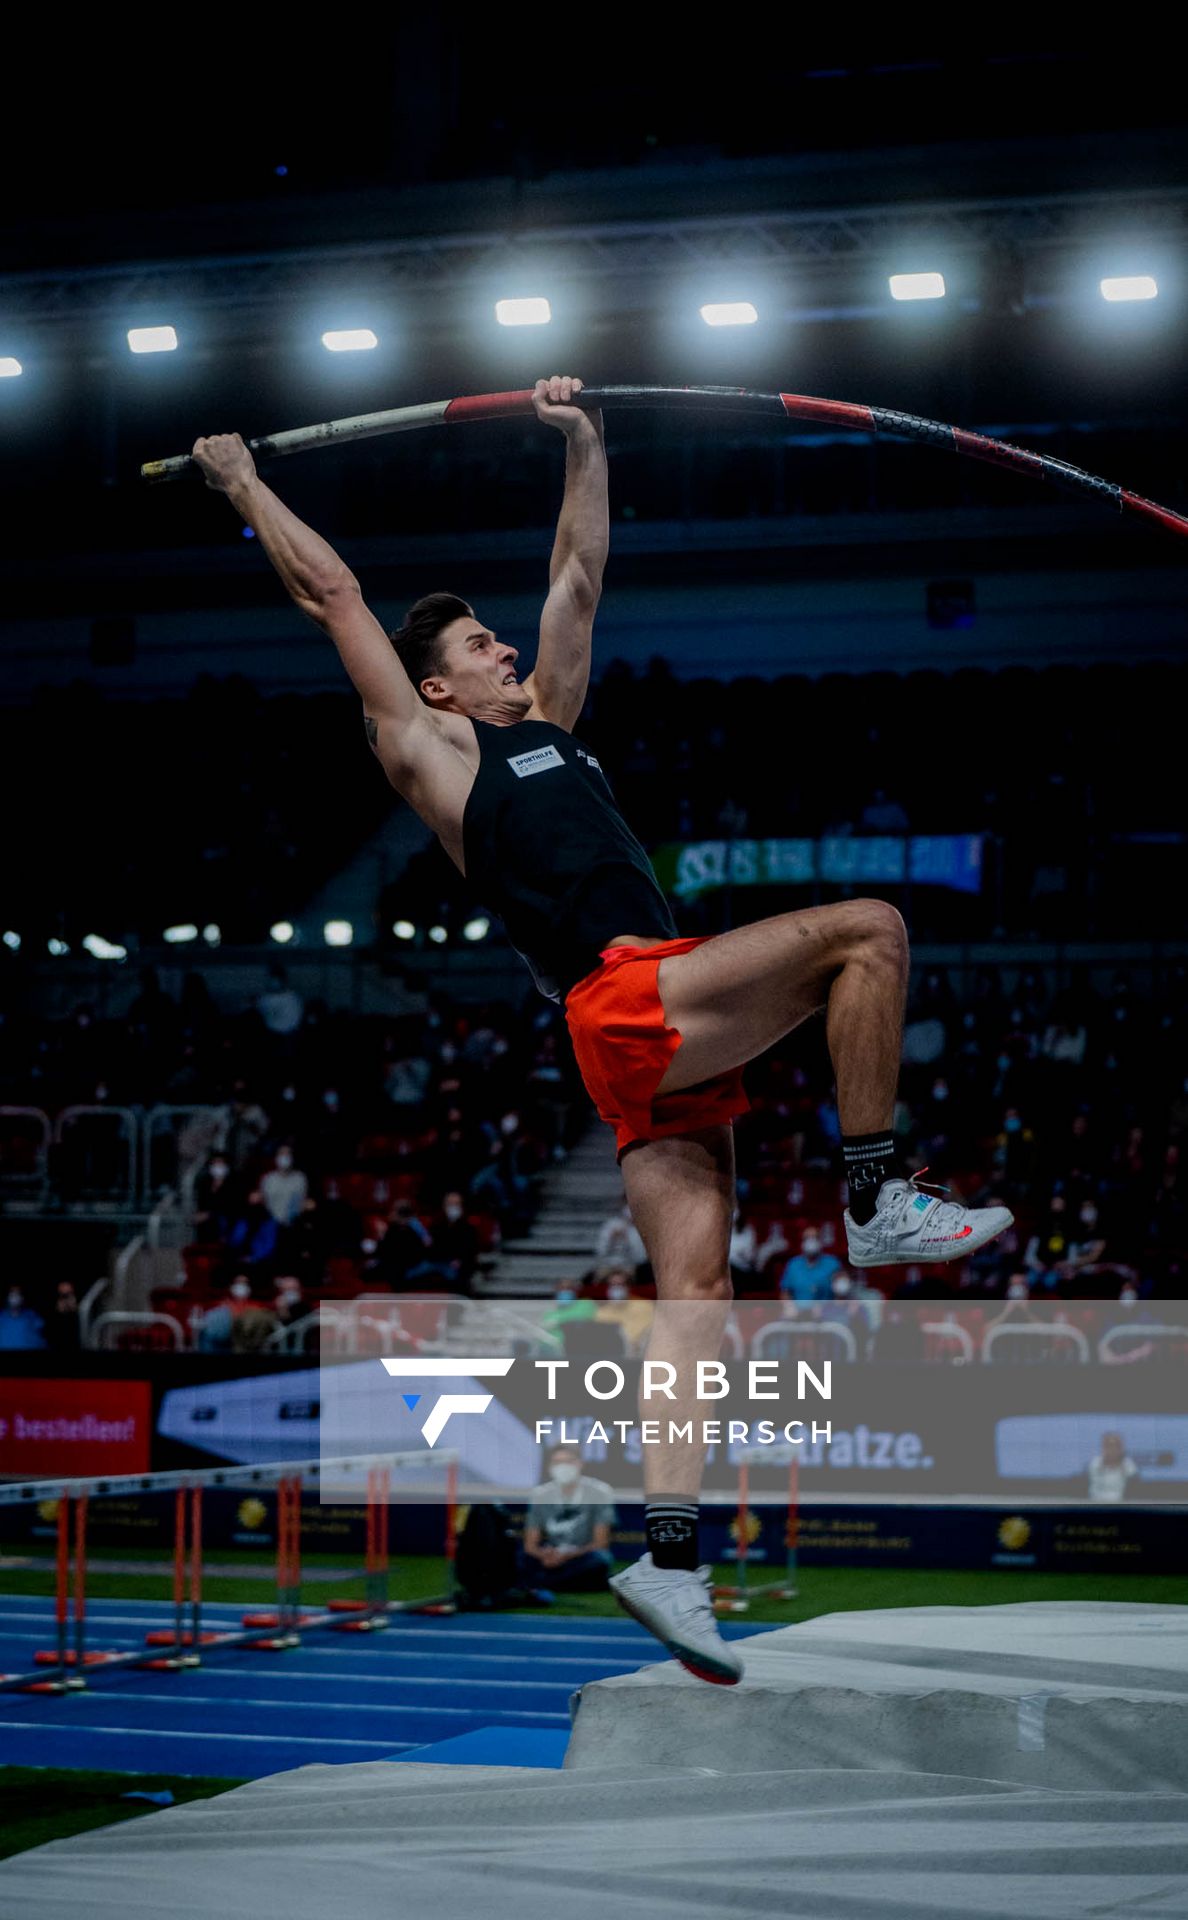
[191,374,1011,1682]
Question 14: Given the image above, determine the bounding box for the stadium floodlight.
[495,297,551,327]
[428,924,448,945]
[2,931,19,950]
[1100,275,1158,303]
[127,326,178,354]
[163,924,199,944]
[392,920,416,941]
[0,358,22,378]
[321,329,378,352]
[202,923,221,946]
[889,272,946,302]
[699,302,759,327]
[462,916,490,942]
[47,938,70,956]
[270,921,295,944]
[83,933,128,961]
[323,920,353,947]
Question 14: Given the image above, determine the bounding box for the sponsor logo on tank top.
[575,746,602,772]
[507,745,565,777]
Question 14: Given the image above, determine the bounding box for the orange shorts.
[563,934,750,1159]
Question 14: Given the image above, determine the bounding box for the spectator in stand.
[427,1190,480,1290]
[255,964,304,1040]
[271,1275,307,1329]
[260,1145,308,1228]
[225,1188,281,1272]
[193,1152,238,1243]
[525,1031,571,1160]
[992,1106,1037,1188]
[779,1229,841,1303]
[1024,1193,1072,1287]
[595,1201,647,1277]
[0,1287,46,1350]
[470,1112,538,1232]
[1100,1285,1162,1363]
[727,1206,762,1293]
[1087,1430,1138,1502]
[383,1041,431,1112]
[1041,1000,1088,1070]
[197,1274,257,1351]
[728,1208,788,1296]
[224,1082,270,1172]
[520,1445,616,1594]
[46,1280,81,1352]
[367,1199,444,1290]
[1060,1198,1109,1280]
[982,1276,1044,1345]
[818,1269,861,1335]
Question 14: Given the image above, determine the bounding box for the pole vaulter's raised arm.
[189,433,430,771]
[522,377,608,734]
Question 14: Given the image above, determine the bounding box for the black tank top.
[461,718,678,1002]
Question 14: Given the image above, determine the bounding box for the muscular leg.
[652,899,909,1134]
[619,1125,735,1501]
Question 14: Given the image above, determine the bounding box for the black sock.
[843,1130,899,1226]
[645,1500,699,1571]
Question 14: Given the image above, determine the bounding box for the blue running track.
[0,1595,762,1777]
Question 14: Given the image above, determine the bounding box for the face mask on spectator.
[1004,1115,1022,1134]
[230,1279,251,1301]
[276,1150,293,1172]
[1119,1286,1137,1304]
[931,1081,949,1101]
[210,1161,228,1180]
[1079,1207,1098,1229]
[1007,1282,1029,1301]
[7,1291,23,1310]
[323,1090,339,1112]
[607,1282,629,1300]
[550,1461,581,1488]
[492,1038,509,1056]
[440,1042,457,1063]
[281,1086,296,1103]
[444,1203,463,1222]
[996,1053,1012,1073]
[555,1288,576,1303]
[802,1234,821,1257]
[501,1114,519,1135]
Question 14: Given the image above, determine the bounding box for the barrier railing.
[751,1319,858,1365]
[981,1322,1090,1364]
[142,1104,224,1208]
[0,1450,459,1694]
[53,1105,139,1210]
[1098,1322,1188,1365]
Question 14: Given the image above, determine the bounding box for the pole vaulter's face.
[427,611,534,724]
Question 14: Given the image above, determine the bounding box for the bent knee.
[655,1271,733,1303]
[854,898,909,962]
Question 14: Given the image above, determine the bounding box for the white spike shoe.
[610,1553,744,1685]
[845,1172,1013,1268]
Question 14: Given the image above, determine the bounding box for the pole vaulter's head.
[390,592,533,723]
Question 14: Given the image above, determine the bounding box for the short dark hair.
[389,593,471,701]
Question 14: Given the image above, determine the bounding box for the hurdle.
[0,1450,458,1692]
[713,1457,800,1612]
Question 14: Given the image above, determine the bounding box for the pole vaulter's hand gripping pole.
[141,385,1188,542]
